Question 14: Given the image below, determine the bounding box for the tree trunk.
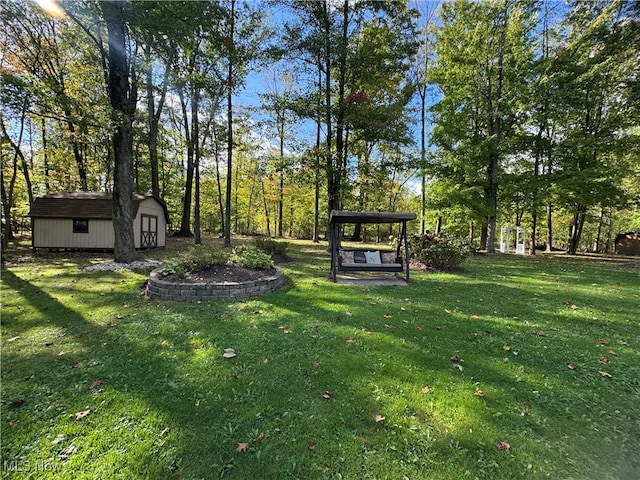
[103,0,138,263]
[568,205,587,255]
[41,118,50,192]
[480,224,488,250]
[262,180,271,237]
[144,45,173,199]
[224,0,235,248]
[215,149,225,235]
[0,143,18,242]
[546,203,553,252]
[193,89,201,245]
[176,84,195,237]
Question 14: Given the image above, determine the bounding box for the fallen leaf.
[496,441,511,452]
[599,371,612,378]
[383,314,392,319]
[346,338,354,346]
[72,362,83,368]
[596,338,609,345]
[570,304,578,310]
[235,442,249,453]
[57,351,66,356]
[10,398,25,406]
[7,336,20,342]
[161,427,171,436]
[283,329,291,334]
[223,348,236,358]
[445,309,452,314]
[52,434,65,445]
[538,331,546,337]
[503,357,509,362]
[58,444,77,461]
[454,364,464,371]
[450,354,460,362]
[157,339,167,346]
[421,386,430,394]
[194,400,200,407]
[470,314,479,319]
[90,379,104,389]
[607,349,618,356]
[313,362,321,368]
[75,409,90,420]
[373,414,385,422]
[599,356,609,365]
[503,344,511,351]
[322,391,332,399]
[567,364,576,370]
[308,444,316,451]
[263,358,269,364]
[345,311,353,316]
[474,390,485,397]
[257,432,265,442]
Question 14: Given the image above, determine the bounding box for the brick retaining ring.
[147,266,286,302]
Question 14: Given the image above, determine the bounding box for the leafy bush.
[229,245,273,270]
[159,245,229,277]
[408,233,473,271]
[252,237,289,256]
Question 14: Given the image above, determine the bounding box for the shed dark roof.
[28,192,170,223]
[329,210,417,224]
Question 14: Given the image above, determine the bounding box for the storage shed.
[28,192,169,250]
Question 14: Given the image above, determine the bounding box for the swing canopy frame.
[329,210,417,283]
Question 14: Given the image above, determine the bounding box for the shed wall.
[133,197,167,248]
[33,218,115,249]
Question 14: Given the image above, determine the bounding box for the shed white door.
[140,214,158,248]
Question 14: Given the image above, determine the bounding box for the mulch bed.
[164,264,278,284]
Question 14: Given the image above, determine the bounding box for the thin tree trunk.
[42,118,50,192]
[546,203,553,252]
[262,180,271,237]
[193,89,201,245]
[176,84,195,237]
[224,0,235,247]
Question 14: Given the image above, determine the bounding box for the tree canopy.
[1,0,638,255]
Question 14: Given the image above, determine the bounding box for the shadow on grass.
[2,245,639,479]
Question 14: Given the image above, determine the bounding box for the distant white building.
[28,192,169,250]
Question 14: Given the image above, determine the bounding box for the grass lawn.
[2,237,639,479]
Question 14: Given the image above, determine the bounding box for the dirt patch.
[164,264,277,284]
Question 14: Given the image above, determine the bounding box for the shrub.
[229,245,273,270]
[408,233,472,271]
[159,245,229,277]
[253,237,289,256]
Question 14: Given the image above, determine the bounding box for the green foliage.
[252,237,289,256]
[160,244,229,277]
[408,233,473,271]
[2,239,640,479]
[229,245,273,269]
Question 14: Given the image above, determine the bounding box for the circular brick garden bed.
[147,266,286,302]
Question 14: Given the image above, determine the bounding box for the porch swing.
[329,210,417,283]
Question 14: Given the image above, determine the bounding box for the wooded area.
[1,0,638,260]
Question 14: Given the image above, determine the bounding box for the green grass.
[2,238,639,479]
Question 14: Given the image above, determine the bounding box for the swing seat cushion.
[338,250,402,272]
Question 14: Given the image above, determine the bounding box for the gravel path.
[83,259,162,272]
